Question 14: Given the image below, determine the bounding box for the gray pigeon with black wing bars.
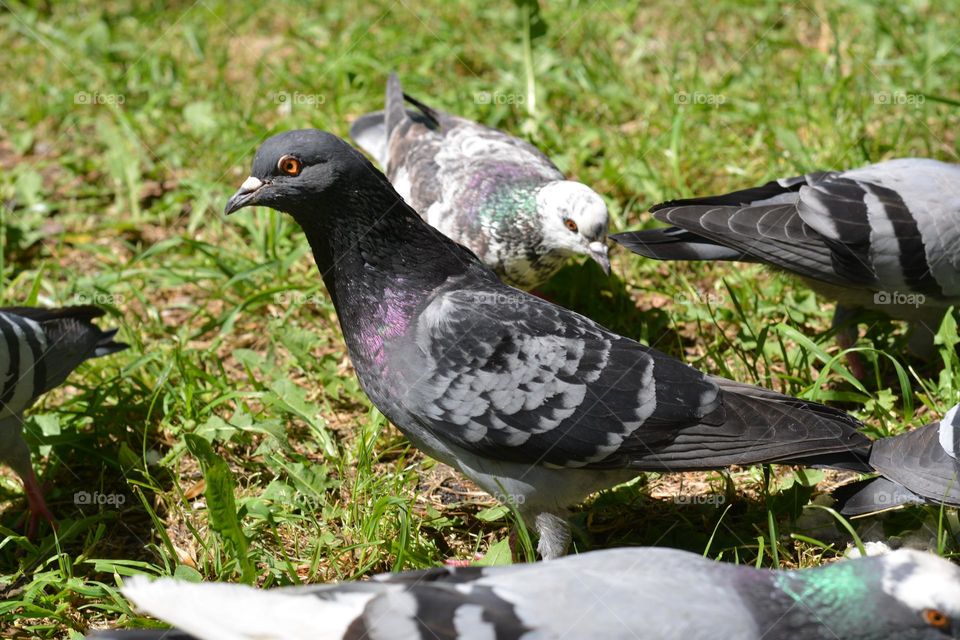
[612,159,960,374]
[0,305,126,535]
[221,129,885,559]
[91,547,960,639]
[350,74,611,289]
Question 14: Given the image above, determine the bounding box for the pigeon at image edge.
[0,305,127,536]
[88,547,960,640]
[612,159,960,375]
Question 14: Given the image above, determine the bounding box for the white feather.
[881,549,960,617]
[939,403,960,459]
[122,577,376,640]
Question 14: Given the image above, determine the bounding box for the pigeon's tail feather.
[611,229,749,261]
[0,305,105,323]
[835,421,960,515]
[118,576,377,640]
[626,378,872,471]
[384,72,407,141]
[708,384,872,469]
[349,110,388,167]
[93,327,129,358]
[649,176,810,212]
[402,91,442,128]
[831,476,925,516]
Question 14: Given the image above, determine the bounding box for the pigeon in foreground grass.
[349,74,610,289]
[223,129,878,559]
[834,403,960,516]
[0,306,127,535]
[611,159,960,375]
[89,547,960,640]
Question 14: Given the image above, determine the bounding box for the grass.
[1,0,959,636]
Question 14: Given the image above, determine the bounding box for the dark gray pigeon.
[349,74,610,289]
[0,305,127,535]
[611,159,960,374]
[834,403,960,516]
[223,129,880,559]
[89,547,960,639]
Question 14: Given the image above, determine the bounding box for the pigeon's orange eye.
[564,219,579,233]
[278,155,302,176]
[924,609,950,629]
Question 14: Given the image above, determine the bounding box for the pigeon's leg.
[22,465,55,538]
[534,511,571,560]
[832,305,867,379]
[0,418,55,538]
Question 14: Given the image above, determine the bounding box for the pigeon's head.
[536,181,610,274]
[868,549,960,638]
[225,129,371,216]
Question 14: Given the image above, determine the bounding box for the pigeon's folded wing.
[799,160,959,297]
[397,283,867,470]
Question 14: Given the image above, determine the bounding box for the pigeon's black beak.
[224,176,268,215]
[588,241,611,275]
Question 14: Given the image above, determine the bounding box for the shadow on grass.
[539,260,683,358]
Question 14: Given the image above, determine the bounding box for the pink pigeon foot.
[444,551,485,567]
[21,466,56,539]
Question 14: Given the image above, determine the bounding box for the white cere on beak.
[240,176,264,193]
